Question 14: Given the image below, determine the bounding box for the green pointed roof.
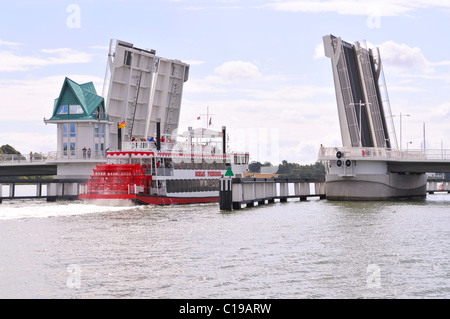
[225,166,234,177]
[49,77,106,121]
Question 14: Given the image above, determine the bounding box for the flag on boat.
[209,117,212,126]
[118,121,127,129]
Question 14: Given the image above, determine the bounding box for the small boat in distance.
[79,127,249,205]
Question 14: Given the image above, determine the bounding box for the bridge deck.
[319,147,450,173]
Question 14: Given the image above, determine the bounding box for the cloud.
[0,74,105,153]
[317,38,450,75]
[0,131,57,154]
[262,0,450,17]
[214,60,262,81]
[0,75,104,122]
[0,40,20,47]
[0,48,92,72]
[183,59,206,66]
[377,41,435,73]
[313,42,325,60]
[366,40,450,81]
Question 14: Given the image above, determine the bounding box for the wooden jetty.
[220,177,326,210]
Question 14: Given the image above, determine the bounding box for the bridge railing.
[0,152,47,164]
[0,150,107,164]
[318,147,450,161]
[47,150,107,161]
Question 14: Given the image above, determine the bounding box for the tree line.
[0,144,20,155]
[249,160,325,179]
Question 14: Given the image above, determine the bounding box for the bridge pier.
[0,179,86,203]
[318,147,450,200]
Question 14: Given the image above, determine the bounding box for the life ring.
[345,159,352,167]
[336,159,342,167]
[336,151,342,159]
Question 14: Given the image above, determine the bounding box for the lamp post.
[391,113,411,151]
[406,141,412,152]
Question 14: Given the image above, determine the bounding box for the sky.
[1,0,450,165]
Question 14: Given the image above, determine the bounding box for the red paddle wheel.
[85,164,151,196]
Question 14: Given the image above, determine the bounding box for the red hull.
[79,193,219,205]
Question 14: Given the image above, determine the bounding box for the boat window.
[165,179,221,193]
[171,158,227,170]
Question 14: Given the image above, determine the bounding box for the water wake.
[0,199,132,221]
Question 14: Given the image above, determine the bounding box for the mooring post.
[219,177,232,210]
[9,183,15,198]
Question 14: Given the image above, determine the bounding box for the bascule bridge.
[318,35,450,200]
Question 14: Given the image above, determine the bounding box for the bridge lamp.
[391,113,411,151]
[406,141,413,152]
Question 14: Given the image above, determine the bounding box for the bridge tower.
[319,35,427,200]
[105,40,190,150]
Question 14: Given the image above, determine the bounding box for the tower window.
[70,123,76,137]
[124,51,133,67]
[69,105,83,114]
[57,105,68,114]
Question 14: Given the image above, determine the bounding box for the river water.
[1,192,450,299]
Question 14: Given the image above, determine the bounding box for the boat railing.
[121,141,225,156]
[122,141,173,152]
[156,167,174,176]
[150,187,166,196]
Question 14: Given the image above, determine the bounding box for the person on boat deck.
[149,137,154,142]
[131,136,137,141]
[157,160,161,168]
[161,136,165,143]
